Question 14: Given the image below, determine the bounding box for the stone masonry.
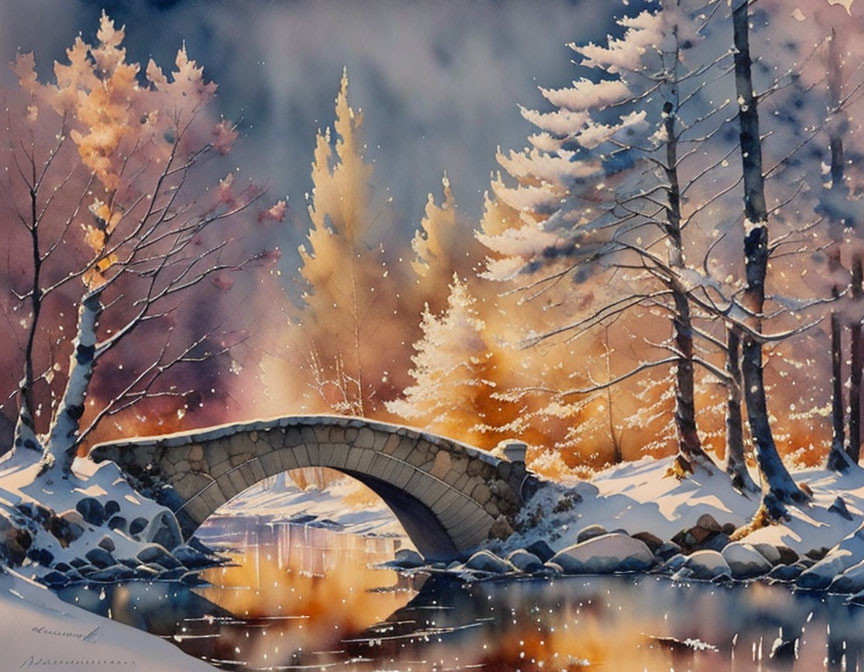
[89,415,530,559]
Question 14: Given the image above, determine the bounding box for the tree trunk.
[850,255,864,464]
[824,31,854,471]
[725,327,757,491]
[662,82,712,473]
[671,289,711,470]
[46,291,103,473]
[731,0,806,514]
[828,246,851,470]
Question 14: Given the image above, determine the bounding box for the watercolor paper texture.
[0,1,864,670]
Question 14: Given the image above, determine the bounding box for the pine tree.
[387,275,521,449]
[296,70,410,417]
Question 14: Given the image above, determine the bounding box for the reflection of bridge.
[90,416,531,559]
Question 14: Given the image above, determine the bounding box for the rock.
[392,548,424,569]
[751,543,782,566]
[173,544,216,569]
[488,516,514,541]
[181,571,209,587]
[798,530,864,590]
[576,524,608,544]
[75,497,105,526]
[541,562,563,575]
[117,558,140,569]
[655,553,687,575]
[776,546,799,566]
[700,533,730,552]
[797,567,834,590]
[828,559,864,594]
[41,570,70,588]
[829,496,854,521]
[69,557,87,569]
[97,536,116,553]
[805,547,829,561]
[104,500,121,518]
[682,550,732,581]
[53,510,85,545]
[107,516,127,532]
[144,511,183,550]
[0,516,32,564]
[696,513,722,533]
[84,547,115,569]
[525,540,555,563]
[655,542,681,562]
[88,565,136,582]
[129,517,149,537]
[29,548,54,567]
[551,533,655,574]
[53,562,73,573]
[463,550,516,574]
[631,531,664,553]
[768,564,803,581]
[721,523,737,536]
[136,543,180,569]
[722,542,772,579]
[506,549,543,573]
[134,565,160,579]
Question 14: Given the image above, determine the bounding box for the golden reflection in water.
[194,523,415,668]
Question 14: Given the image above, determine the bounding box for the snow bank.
[505,456,864,557]
[0,568,212,671]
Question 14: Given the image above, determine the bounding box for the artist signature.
[19,656,136,668]
[19,626,136,668]
[30,626,103,643]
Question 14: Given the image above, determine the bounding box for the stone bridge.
[89,415,532,559]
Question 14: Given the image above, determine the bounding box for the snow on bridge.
[89,415,531,559]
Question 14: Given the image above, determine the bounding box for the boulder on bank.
[768,564,803,582]
[828,559,864,594]
[722,542,772,579]
[551,533,654,574]
[75,497,104,526]
[798,527,864,590]
[84,547,115,569]
[136,543,180,569]
[392,548,424,569]
[679,550,732,581]
[506,549,543,573]
[631,531,663,553]
[576,524,608,544]
[463,550,516,574]
[144,511,183,550]
[525,540,555,563]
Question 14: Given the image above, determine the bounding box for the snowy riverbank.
[0,568,213,671]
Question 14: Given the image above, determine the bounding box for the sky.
[0,0,620,231]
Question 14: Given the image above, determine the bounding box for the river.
[60,514,864,671]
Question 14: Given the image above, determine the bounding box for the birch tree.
[0,14,270,473]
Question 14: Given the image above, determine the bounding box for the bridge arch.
[90,416,529,559]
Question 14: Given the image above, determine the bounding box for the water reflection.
[59,515,864,671]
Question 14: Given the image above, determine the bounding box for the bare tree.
[0,15,269,474]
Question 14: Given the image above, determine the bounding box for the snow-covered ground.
[504,456,864,556]
[0,568,213,671]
